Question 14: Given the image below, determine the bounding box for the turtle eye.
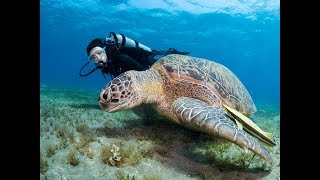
[103,93,108,100]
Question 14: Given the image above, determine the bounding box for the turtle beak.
[99,99,127,113]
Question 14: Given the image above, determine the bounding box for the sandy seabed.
[40,86,280,180]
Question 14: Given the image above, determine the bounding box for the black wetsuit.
[102,44,156,78]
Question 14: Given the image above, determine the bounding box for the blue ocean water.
[40,0,280,105]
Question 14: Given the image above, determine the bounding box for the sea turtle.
[98,54,273,165]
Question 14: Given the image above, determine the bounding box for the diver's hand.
[168,48,190,55]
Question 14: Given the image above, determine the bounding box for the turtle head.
[99,73,140,112]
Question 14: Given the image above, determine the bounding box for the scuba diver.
[79,32,190,79]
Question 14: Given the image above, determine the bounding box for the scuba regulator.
[79,61,107,77]
[79,45,108,78]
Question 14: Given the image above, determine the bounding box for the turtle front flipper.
[173,97,273,165]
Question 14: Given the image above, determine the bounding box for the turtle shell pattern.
[151,54,257,115]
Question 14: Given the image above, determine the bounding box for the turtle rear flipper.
[173,97,273,165]
[223,104,276,146]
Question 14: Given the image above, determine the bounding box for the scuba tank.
[106,32,152,53]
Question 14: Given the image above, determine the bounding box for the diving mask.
[88,47,107,64]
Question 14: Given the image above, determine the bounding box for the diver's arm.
[152,49,167,55]
[153,48,190,56]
